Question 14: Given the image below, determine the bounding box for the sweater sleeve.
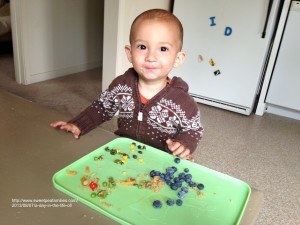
[168,101,204,154]
[68,88,120,135]
[175,111,204,154]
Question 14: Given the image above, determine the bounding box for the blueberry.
[152,200,162,208]
[166,198,175,206]
[164,174,171,181]
[173,177,180,183]
[165,180,171,186]
[155,171,161,176]
[174,158,181,164]
[171,166,178,172]
[166,167,175,174]
[177,190,186,199]
[185,178,192,183]
[184,174,192,180]
[181,187,189,193]
[170,183,178,190]
[184,168,189,173]
[176,182,183,188]
[176,199,183,206]
[150,170,156,177]
[189,182,197,188]
[178,172,185,179]
[197,183,205,190]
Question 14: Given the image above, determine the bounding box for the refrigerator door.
[173,0,280,115]
[266,1,300,111]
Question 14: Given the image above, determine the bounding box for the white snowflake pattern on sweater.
[99,84,135,119]
[148,98,201,135]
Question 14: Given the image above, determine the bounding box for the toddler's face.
[125,20,185,82]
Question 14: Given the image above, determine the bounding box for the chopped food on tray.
[53,138,251,225]
[69,142,206,209]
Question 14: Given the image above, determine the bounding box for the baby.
[51,9,204,161]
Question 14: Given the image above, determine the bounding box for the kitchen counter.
[0,90,261,225]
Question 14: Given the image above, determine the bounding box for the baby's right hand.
[50,121,81,139]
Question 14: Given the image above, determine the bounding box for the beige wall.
[11,0,104,84]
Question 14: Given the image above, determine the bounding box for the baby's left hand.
[166,139,195,162]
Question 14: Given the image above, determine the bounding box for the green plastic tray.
[53,137,251,225]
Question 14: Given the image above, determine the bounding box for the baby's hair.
[129,9,184,50]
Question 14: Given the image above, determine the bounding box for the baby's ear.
[174,51,186,68]
[125,45,133,63]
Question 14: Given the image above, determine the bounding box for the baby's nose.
[145,50,156,62]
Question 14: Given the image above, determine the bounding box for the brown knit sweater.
[69,68,204,153]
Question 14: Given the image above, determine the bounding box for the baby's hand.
[166,139,195,162]
[50,121,81,139]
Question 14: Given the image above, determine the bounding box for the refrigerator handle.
[261,0,274,38]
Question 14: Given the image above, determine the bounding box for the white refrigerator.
[264,1,300,118]
[172,0,283,115]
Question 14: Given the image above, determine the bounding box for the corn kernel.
[67,170,77,175]
[138,158,143,163]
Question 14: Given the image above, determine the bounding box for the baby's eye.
[160,47,168,52]
[137,45,146,50]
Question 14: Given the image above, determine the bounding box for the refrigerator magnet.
[214,70,221,76]
[224,26,233,36]
[209,16,216,26]
[198,55,204,62]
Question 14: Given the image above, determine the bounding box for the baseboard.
[266,104,300,121]
[26,61,101,84]
[191,94,252,115]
